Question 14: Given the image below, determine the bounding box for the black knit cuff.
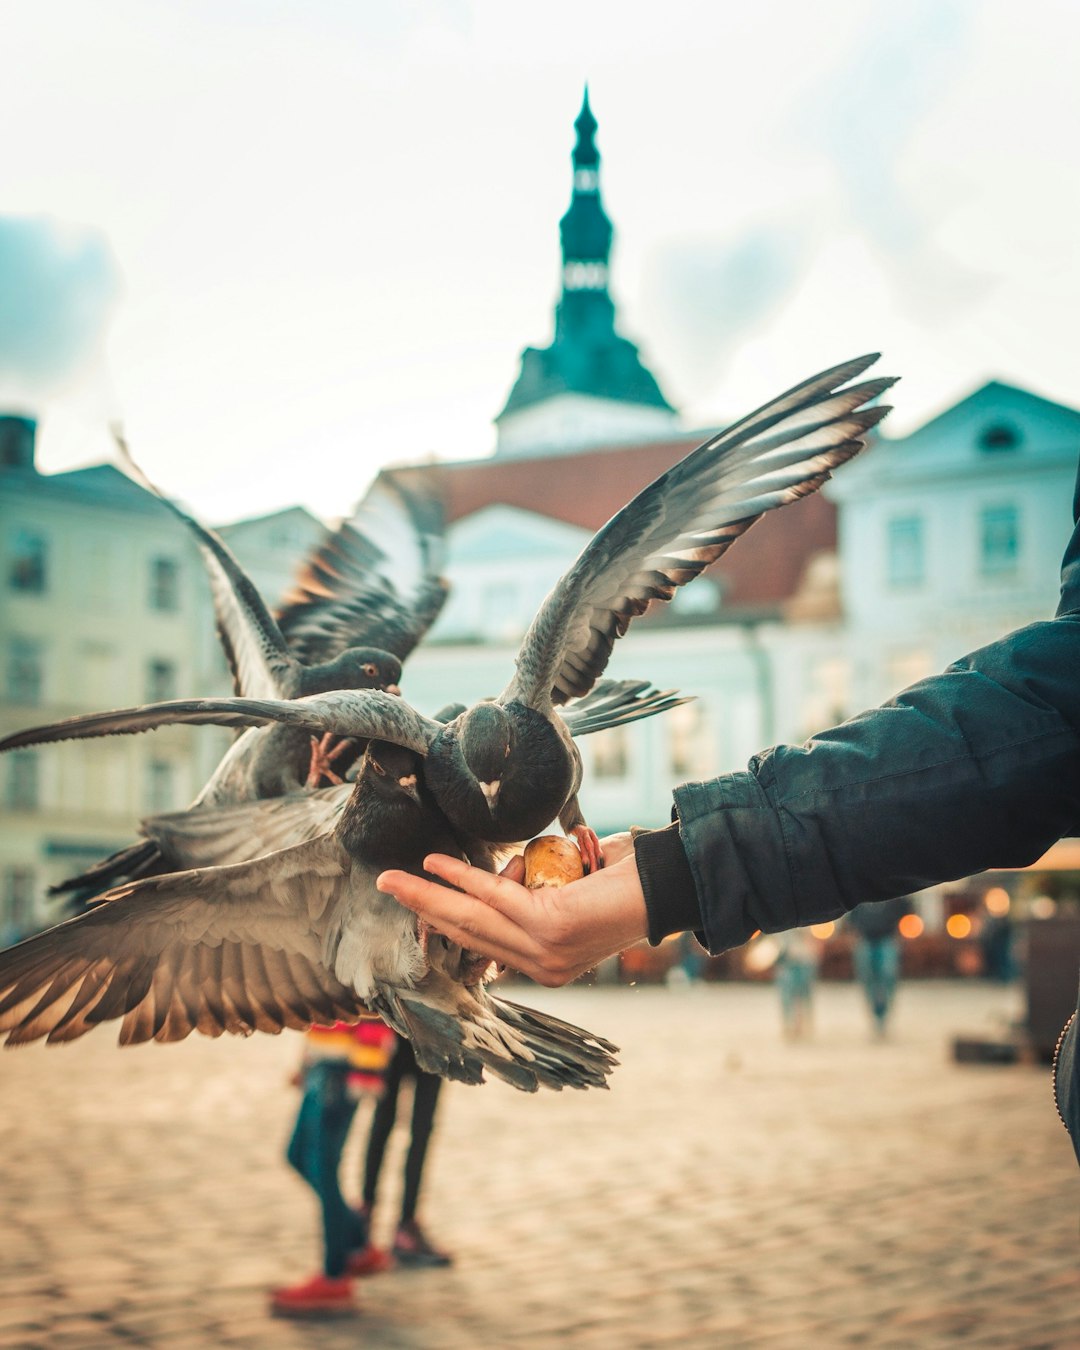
[632,822,703,947]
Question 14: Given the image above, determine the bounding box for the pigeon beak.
[480,779,501,813]
[398,773,420,803]
[386,684,402,697]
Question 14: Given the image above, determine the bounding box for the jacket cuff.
[632,822,704,946]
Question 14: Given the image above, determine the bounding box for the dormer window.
[978,422,1021,453]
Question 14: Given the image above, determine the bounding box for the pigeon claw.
[306,733,354,789]
[569,825,603,875]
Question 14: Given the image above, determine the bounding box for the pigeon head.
[424,701,573,844]
[360,740,422,806]
[457,702,512,812]
[306,647,403,697]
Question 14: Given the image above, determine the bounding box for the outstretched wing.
[0,689,441,757]
[0,835,366,1046]
[275,474,449,665]
[113,428,302,700]
[144,785,353,871]
[503,356,895,707]
[558,679,692,738]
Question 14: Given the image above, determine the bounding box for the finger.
[376,868,538,965]
[419,853,545,926]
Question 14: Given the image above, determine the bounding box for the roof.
[0,461,169,515]
[392,434,840,613]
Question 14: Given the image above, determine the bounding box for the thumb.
[500,854,526,884]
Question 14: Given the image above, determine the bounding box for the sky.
[2,0,1079,524]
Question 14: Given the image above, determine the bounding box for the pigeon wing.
[275,476,449,664]
[114,431,303,699]
[143,785,353,871]
[503,356,894,707]
[0,835,367,1046]
[0,689,440,756]
[558,679,692,738]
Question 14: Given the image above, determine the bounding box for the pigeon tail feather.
[373,985,618,1092]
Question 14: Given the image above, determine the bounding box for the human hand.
[376,843,649,987]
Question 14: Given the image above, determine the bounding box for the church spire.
[558,87,612,296]
[495,88,677,457]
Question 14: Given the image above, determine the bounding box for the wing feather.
[114,432,302,699]
[0,835,367,1047]
[0,689,440,757]
[504,357,894,706]
[276,475,448,664]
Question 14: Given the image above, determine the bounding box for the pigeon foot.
[306,733,356,789]
[569,824,603,874]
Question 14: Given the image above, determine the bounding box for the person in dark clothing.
[359,1034,453,1268]
[846,897,913,1036]
[377,457,1080,1168]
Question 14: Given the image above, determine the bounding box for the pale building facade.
[0,414,325,939]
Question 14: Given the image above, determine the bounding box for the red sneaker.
[347,1244,395,1277]
[269,1272,356,1318]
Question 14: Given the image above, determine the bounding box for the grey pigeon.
[0,739,618,1091]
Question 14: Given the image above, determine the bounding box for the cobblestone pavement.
[0,979,1076,1349]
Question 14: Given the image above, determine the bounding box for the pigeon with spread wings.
[5,356,894,870]
[0,739,618,1091]
[50,463,449,902]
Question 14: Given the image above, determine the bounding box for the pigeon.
[0,739,618,1091]
[49,460,449,902]
[5,355,893,871]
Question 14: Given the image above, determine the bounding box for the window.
[591,727,629,780]
[980,505,1020,577]
[978,422,1021,453]
[668,702,710,778]
[9,529,47,593]
[146,760,176,814]
[146,658,177,702]
[886,516,924,588]
[6,751,39,810]
[1,868,35,938]
[6,637,44,703]
[149,556,180,611]
[482,582,523,640]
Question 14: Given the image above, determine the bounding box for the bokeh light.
[809,922,835,939]
[898,913,924,939]
[983,887,1010,915]
[946,914,972,939]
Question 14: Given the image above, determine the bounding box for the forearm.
[641,614,1080,953]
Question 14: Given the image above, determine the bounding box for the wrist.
[632,822,703,945]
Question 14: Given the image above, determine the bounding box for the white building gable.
[827,381,1080,707]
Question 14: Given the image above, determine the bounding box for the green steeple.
[497,88,675,431]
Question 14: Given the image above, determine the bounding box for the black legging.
[362,1036,443,1223]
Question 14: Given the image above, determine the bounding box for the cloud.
[792,3,992,319]
[0,216,121,396]
[642,223,814,398]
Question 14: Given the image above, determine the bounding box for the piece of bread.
[523,835,585,889]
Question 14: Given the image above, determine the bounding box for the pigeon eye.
[363,663,378,677]
[371,760,386,775]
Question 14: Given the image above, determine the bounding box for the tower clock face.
[574,169,599,192]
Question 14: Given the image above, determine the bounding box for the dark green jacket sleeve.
[637,462,1080,955]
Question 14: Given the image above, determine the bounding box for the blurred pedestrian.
[773,928,822,1040]
[846,898,913,1037]
[270,1019,396,1319]
[359,1033,453,1268]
